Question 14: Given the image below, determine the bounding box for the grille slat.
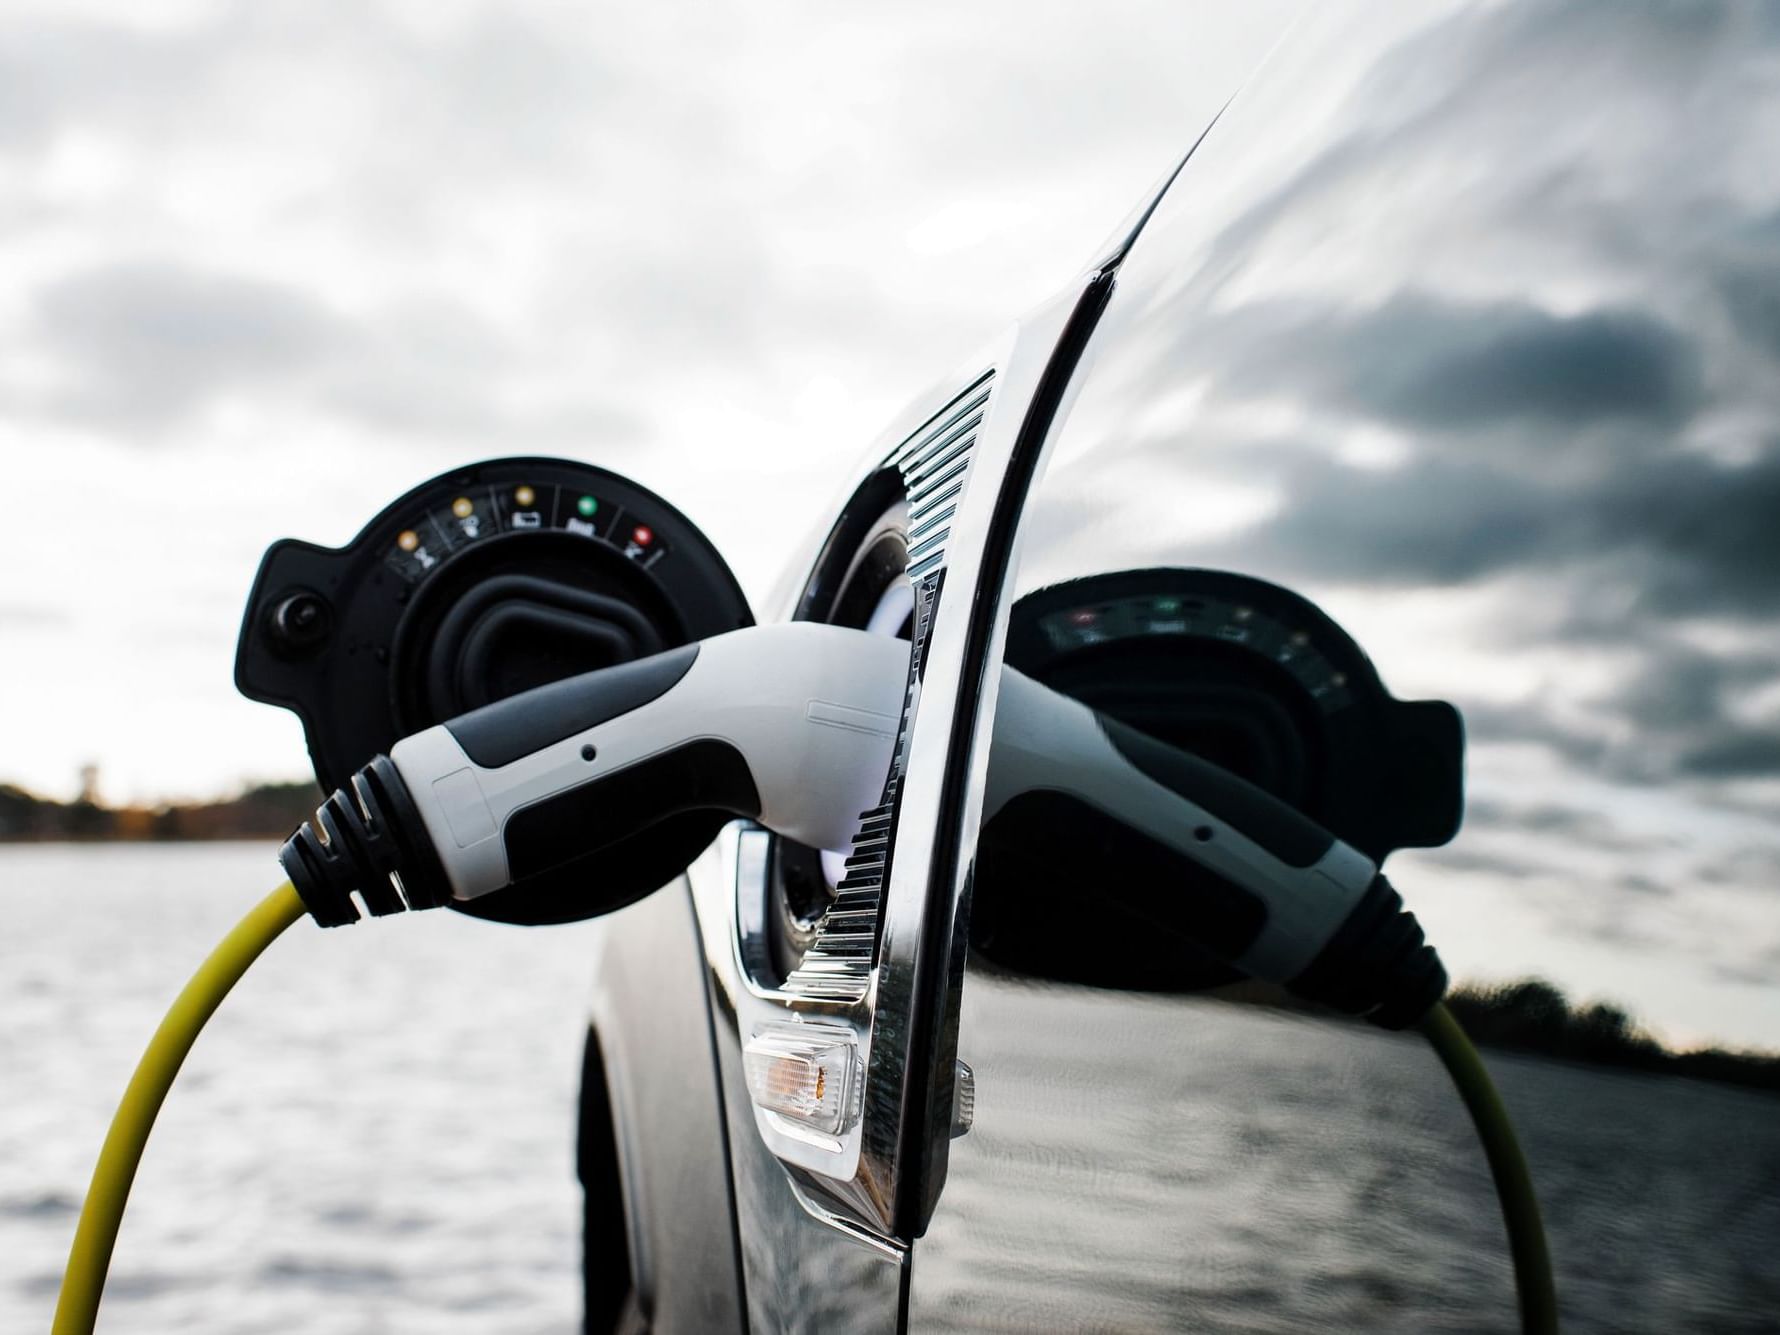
[908,472,968,521]
[904,551,947,583]
[903,421,983,491]
[906,501,959,547]
[889,378,992,470]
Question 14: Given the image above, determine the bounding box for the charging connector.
[280,623,908,926]
[984,662,1445,1027]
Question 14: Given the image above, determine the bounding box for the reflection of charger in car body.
[976,568,1462,993]
[214,3,1777,1331]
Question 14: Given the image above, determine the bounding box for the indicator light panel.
[743,1024,861,1137]
[1038,593,1355,713]
[380,482,670,583]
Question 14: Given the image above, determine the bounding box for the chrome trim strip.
[686,291,1088,1267]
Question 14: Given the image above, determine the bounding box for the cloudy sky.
[0,0,1293,804]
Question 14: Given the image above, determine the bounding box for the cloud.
[1714,946,1780,988]
[1318,297,1701,431]
[1696,843,1780,889]
[1605,451,1780,615]
[23,260,647,446]
[1447,636,1780,787]
[32,262,349,429]
[1714,212,1780,360]
[1612,642,1770,734]
[1194,438,1780,613]
[0,602,72,631]
[1600,641,1780,781]
[1680,733,1780,780]
[1219,295,1704,435]
[0,17,220,151]
[0,8,630,161]
[1423,844,1547,881]
[1,3,1292,462]
[1105,0,1780,453]
[1464,796,1654,850]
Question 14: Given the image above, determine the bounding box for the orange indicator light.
[451,497,474,519]
[742,1024,859,1135]
[397,530,420,552]
[514,485,536,507]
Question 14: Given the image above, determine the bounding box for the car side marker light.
[743,1024,862,1136]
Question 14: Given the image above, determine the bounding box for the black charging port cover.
[234,456,753,925]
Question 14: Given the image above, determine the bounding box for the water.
[6,846,1779,1332]
[0,843,599,1334]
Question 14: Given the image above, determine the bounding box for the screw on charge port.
[269,591,331,654]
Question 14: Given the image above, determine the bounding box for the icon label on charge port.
[511,511,542,530]
[396,529,438,570]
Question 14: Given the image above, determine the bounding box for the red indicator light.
[1069,608,1098,626]
[632,524,654,547]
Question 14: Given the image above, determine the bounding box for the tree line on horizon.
[0,780,320,842]
[1444,978,1780,1095]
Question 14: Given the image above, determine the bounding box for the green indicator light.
[576,495,599,518]
[1155,597,1182,614]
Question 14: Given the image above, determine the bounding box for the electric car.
[235,3,1780,1330]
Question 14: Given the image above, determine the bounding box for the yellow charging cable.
[52,882,307,1335]
[1420,1002,1560,1334]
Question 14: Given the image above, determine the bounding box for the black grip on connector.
[1288,872,1447,1029]
[502,739,761,883]
[445,642,699,769]
[280,754,452,926]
